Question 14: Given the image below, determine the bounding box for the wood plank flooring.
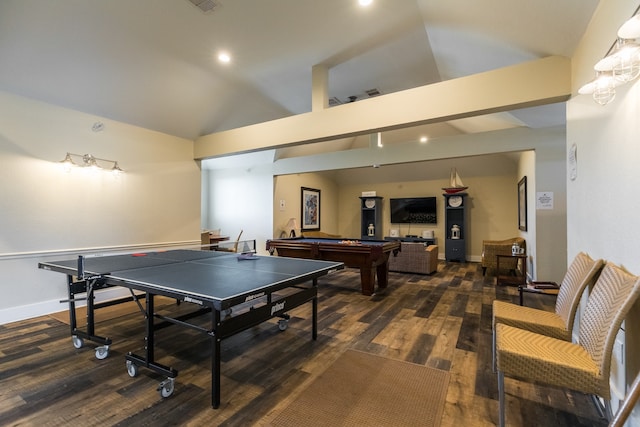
[0,261,608,426]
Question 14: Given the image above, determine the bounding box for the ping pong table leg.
[125,292,178,398]
[66,275,79,338]
[211,309,221,409]
[86,280,96,340]
[64,275,112,357]
[312,278,318,340]
[146,293,155,362]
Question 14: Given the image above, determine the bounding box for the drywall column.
[312,65,329,112]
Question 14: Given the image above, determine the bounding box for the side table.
[518,282,560,306]
[496,254,527,287]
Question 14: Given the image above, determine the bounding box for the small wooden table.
[206,234,229,249]
[496,254,527,287]
[518,282,560,305]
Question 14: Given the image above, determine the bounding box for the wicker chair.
[481,237,525,276]
[492,252,604,371]
[215,230,243,253]
[495,263,640,427]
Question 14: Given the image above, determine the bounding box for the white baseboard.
[0,287,137,326]
[0,240,198,326]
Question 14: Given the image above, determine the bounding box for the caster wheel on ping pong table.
[278,319,288,331]
[126,360,139,377]
[95,346,109,360]
[72,335,84,349]
[158,378,175,398]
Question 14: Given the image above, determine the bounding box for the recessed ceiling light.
[218,51,231,63]
[420,136,428,143]
[359,0,373,7]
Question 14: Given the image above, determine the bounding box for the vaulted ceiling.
[0,0,598,158]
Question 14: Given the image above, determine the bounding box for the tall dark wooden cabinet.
[443,193,468,262]
[359,196,383,240]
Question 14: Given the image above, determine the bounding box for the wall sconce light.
[595,38,640,82]
[579,9,640,105]
[579,70,621,105]
[60,152,123,175]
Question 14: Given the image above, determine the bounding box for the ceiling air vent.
[187,0,219,14]
[365,88,381,97]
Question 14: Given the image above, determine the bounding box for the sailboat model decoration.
[442,168,469,194]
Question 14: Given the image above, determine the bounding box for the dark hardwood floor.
[0,261,608,426]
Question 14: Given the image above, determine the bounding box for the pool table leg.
[359,254,392,296]
[376,261,389,292]
[359,266,376,296]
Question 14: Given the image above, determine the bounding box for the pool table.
[266,237,401,296]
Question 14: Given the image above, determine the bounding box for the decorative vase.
[512,242,520,255]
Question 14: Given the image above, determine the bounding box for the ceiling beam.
[194,55,571,160]
[271,126,565,176]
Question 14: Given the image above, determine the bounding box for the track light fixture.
[60,152,123,175]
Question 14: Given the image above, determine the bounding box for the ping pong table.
[38,249,343,408]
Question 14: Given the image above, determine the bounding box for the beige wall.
[273,173,340,237]
[0,90,201,322]
[516,151,537,279]
[338,174,518,261]
[530,140,568,282]
[273,154,521,262]
[568,0,640,420]
[269,145,567,283]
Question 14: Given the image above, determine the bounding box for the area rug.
[270,349,450,427]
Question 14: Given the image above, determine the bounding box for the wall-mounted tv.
[390,197,437,224]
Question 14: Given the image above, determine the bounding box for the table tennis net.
[214,239,256,253]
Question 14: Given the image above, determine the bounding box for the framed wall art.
[518,176,527,231]
[301,187,321,231]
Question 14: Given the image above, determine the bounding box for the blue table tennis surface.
[42,249,342,305]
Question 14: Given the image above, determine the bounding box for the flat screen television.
[390,197,437,224]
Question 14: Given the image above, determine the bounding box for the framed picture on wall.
[301,187,321,231]
[518,176,527,231]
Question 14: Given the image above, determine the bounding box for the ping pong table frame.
[40,255,342,409]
